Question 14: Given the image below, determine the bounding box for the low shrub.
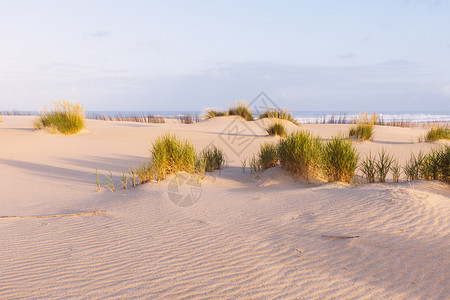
[266,121,287,137]
[33,100,86,135]
[201,145,225,172]
[278,131,321,179]
[425,126,450,142]
[321,136,358,183]
[349,112,378,141]
[228,100,253,121]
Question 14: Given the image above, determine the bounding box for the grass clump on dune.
[33,100,86,135]
[266,121,287,137]
[201,145,225,172]
[349,112,378,141]
[425,126,450,142]
[248,143,279,173]
[278,131,322,179]
[228,100,254,121]
[151,134,198,181]
[321,136,358,183]
[421,146,449,183]
[204,108,227,119]
[259,107,298,124]
[257,143,279,171]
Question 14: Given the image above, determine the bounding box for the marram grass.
[321,136,358,183]
[201,145,225,172]
[33,100,86,135]
[349,112,378,141]
[256,143,279,171]
[277,131,322,179]
[259,107,298,125]
[228,100,254,121]
[266,121,287,137]
[425,126,450,142]
[151,134,198,181]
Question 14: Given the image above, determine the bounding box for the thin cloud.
[338,53,356,59]
[91,30,109,38]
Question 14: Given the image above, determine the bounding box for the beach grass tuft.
[278,131,321,179]
[359,152,377,183]
[321,136,358,183]
[204,109,227,119]
[425,126,450,142]
[348,112,378,141]
[375,148,394,183]
[257,143,279,171]
[200,145,225,172]
[228,100,254,121]
[404,152,425,181]
[266,121,287,137]
[151,134,198,181]
[259,107,298,124]
[33,100,86,135]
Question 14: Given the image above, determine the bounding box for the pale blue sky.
[1,0,449,111]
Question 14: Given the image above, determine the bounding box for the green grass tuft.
[359,152,377,183]
[404,152,425,181]
[228,100,254,121]
[151,134,198,181]
[421,146,449,183]
[266,121,287,137]
[259,107,298,124]
[349,112,378,141]
[321,136,358,183]
[204,109,227,119]
[33,100,86,135]
[257,143,279,171]
[375,148,394,183]
[425,126,450,142]
[200,145,225,172]
[278,131,322,179]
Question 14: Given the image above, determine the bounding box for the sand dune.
[0,116,448,299]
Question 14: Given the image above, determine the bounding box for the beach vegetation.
[266,121,287,137]
[375,148,394,183]
[105,170,115,192]
[259,107,298,124]
[404,152,425,181]
[425,126,450,142]
[359,152,377,183]
[391,159,401,183]
[349,112,378,141]
[200,145,225,172]
[151,134,198,181]
[256,143,279,171]
[228,100,254,121]
[277,131,322,179]
[321,136,358,183]
[33,100,86,135]
[204,109,227,119]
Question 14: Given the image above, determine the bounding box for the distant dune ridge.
[0,115,448,299]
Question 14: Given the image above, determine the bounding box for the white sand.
[0,116,448,299]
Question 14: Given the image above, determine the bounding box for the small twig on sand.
[322,235,359,239]
[0,210,106,219]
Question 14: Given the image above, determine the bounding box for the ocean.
[85,110,450,124]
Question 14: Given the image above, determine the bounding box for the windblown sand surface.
[0,116,448,299]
